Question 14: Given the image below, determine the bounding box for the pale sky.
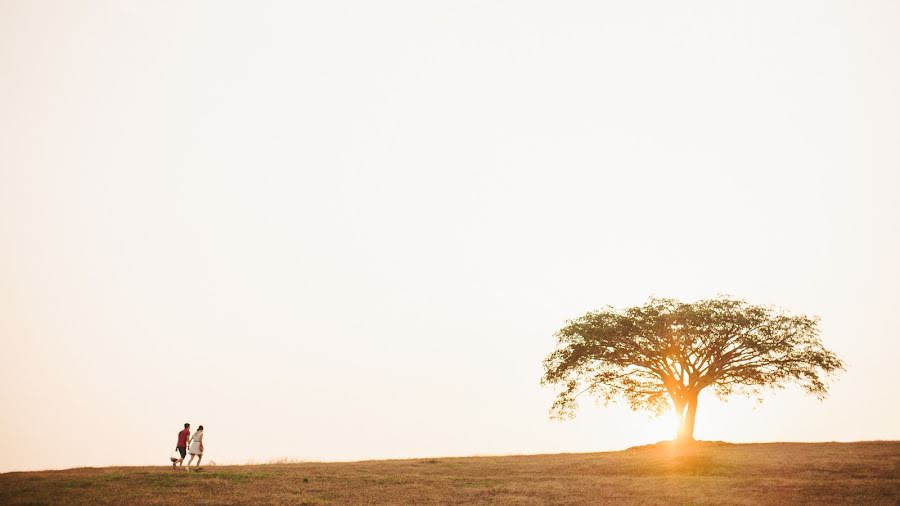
[1,1,899,473]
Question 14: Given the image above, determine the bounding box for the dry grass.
[1,441,898,505]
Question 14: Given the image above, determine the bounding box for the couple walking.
[173,423,205,470]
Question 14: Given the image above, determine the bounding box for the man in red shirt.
[174,423,190,470]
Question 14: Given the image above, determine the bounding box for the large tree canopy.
[541,296,845,441]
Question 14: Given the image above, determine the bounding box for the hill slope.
[1,441,898,505]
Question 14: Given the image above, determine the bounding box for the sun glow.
[632,412,677,445]
[1,0,899,473]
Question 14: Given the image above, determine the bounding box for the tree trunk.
[673,393,699,442]
[678,394,699,442]
[672,398,687,441]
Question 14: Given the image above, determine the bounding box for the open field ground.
[1,441,898,505]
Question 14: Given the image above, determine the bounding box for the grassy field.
[1,441,898,505]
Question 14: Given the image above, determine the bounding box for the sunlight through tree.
[542,296,845,441]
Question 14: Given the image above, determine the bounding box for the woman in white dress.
[186,425,204,469]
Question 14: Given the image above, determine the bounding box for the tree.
[541,296,845,441]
